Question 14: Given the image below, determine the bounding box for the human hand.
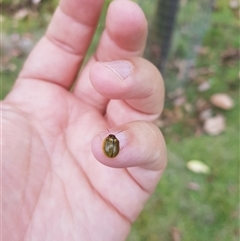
[2,0,166,240]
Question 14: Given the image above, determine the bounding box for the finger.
[17,0,104,88]
[91,121,166,221]
[95,0,147,58]
[91,121,167,190]
[92,121,166,169]
[90,57,164,125]
[73,0,148,111]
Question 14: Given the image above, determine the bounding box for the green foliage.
[128,0,239,240]
[129,117,239,240]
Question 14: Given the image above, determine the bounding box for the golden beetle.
[102,134,120,158]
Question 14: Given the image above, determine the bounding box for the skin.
[2,0,167,240]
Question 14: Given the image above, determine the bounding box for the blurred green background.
[1,0,239,240]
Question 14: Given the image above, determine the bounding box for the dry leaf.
[154,118,165,128]
[229,0,239,9]
[14,9,29,21]
[17,35,35,55]
[195,46,209,55]
[173,96,186,106]
[184,103,193,113]
[187,160,210,174]
[203,115,226,135]
[173,106,184,121]
[187,182,201,191]
[180,0,188,7]
[0,15,4,23]
[210,93,234,110]
[175,60,194,81]
[221,48,240,63]
[0,63,17,72]
[8,63,17,72]
[199,108,213,121]
[195,124,204,136]
[197,67,215,76]
[168,87,184,99]
[188,67,198,80]
[196,98,210,112]
[32,0,42,4]
[171,227,181,241]
[198,81,211,92]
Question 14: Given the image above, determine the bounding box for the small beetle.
[103,134,120,158]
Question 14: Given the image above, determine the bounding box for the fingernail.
[115,131,128,149]
[101,60,133,80]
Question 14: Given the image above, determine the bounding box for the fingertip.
[106,0,148,51]
[91,130,129,168]
[91,122,167,171]
[90,60,133,99]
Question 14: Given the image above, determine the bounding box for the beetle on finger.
[102,134,120,158]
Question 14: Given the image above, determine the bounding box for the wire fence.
[135,0,213,87]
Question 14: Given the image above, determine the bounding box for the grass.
[128,122,238,240]
[1,0,239,240]
[128,0,239,240]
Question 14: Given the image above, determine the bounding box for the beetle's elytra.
[103,134,120,158]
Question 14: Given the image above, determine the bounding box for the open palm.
[3,1,166,240]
